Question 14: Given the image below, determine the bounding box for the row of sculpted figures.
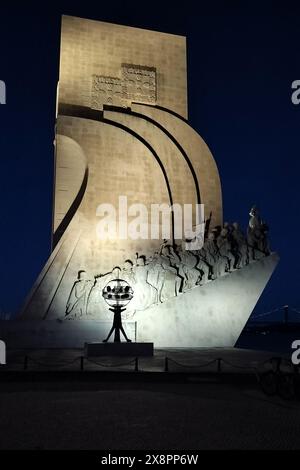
[65,206,271,319]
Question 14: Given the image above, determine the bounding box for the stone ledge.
[84,342,154,357]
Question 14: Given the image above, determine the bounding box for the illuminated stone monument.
[0,16,278,348]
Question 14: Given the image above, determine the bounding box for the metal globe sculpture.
[102,278,134,308]
[102,278,134,343]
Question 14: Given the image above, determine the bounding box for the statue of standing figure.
[65,270,94,318]
[247,206,270,261]
[200,231,219,280]
[232,222,248,268]
[215,228,235,277]
[129,256,158,310]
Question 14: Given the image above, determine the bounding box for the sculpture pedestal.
[84,342,154,357]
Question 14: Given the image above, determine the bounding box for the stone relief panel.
[64,211,272,321]
[91,75,123,109]
[91,64,157,110]
[121,64,157,105]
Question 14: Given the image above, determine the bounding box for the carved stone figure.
[248,206,261,230]
[159,245,183,296]
[216,228,235,277]
[177,245,201,290]
[87,274,111,319]
[146,253,166,303]
[65,270,94,318]
[156,256,181,302]
[259,222,271,256]
[122,259,136,285]
[247,206,269,261]
[130,257,158,310]
[232,222,248,268]
[195,254,210,284]
[202,231,219,279]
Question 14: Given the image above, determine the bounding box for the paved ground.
[0,381,300,450]
[0,348,298,450]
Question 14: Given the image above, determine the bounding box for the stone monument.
[0,16,278,349]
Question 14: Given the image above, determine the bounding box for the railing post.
[217,358,222,373]
[80,356,84,371]
[164,357,169,372]
[134,357,139,372]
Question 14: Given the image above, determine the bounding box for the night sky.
[0,1,299,317]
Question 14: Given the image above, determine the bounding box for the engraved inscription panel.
[122,64,156,105]
[91,75,123,110]
[91,65,157,110]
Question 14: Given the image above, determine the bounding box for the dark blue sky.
[0,1,299,316]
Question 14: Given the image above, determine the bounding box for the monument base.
[84,342,154,357]
[0,321,136,349]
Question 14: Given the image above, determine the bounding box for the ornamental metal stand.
[102,278,134,343]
